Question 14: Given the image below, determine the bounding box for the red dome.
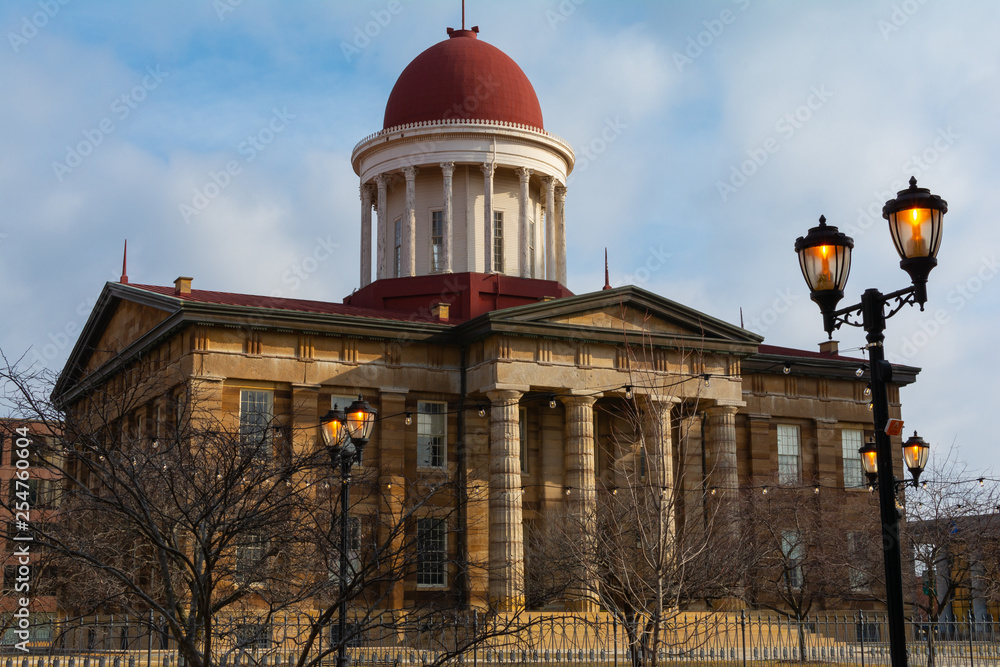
[383,29,544,131]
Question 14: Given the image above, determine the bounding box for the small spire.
[120,240,129,284]
[602,248,612,290]
[740,307,744,329]
[462,0,465,30]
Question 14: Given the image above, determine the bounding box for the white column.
[402,166,417,277]
[375,174,388,280]
[544,177,556,281]
[487,389,524,610]
[440,162,455,274]
[517,167,532,279]
[482,163,496,273]
[360,183,373,288]
[556,185,568,285]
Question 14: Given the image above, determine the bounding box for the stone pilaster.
[815,418,838,484]
[487,389,524,610]
[441,162,455,273]
[517,167,532,278]
[290,384,320,457]
[706,405,739,492]
[544,177,556,280]
[375,174,388,280]
[402,166,417,277]
[555,185,567,285]
[482,163,496,273]
[378,391,407,610]
[562,395,598,610]
[360,183,373,288]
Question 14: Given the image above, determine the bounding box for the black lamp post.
[320,395,377,667]
[795,177,947,667]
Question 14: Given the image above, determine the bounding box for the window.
[3,565,31,593]
[519,408,528,474]
[417,402,446,468]
[235,532,266,586]
[781,530,803,589]
[239,390,273,460]
[528,219,536,278]
[0,433,5,465]
[493,211,504,272]
[393,219,402,278]
[777,425,800,485]
[234,623,272,650]
[36,479,58,509]
[847,532,868,591]
[416,518,446,586]
[329,516,361,585]
[9,479,38,506]
[430,210,444,272]
[841,428,865,488]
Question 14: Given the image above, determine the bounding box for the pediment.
[82,298,173,374]
[465,285,763,349]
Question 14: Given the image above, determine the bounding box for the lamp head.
[794,216,854,337]
[859,437,879,485]
[902,430,930,485]
[882,177,947,306]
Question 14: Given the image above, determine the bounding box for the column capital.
[440,161,455,177]
[486,388,523,404]
[481,162,496,178]
[706,404,741,417]
[516,166,533,182]
[402,165,418,180]
[374,173,389,188]
[560,394,597,409]
[360,182,372,199]
[555,185,568,201]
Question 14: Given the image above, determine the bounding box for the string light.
[814,485,820,494]
[478,406,486,418]
[564,487,572,496]
[855,366,865,377]
[404,412,412,426]
[702,373,711,388]
[979,478,985,487]
[783,364,791,375]
[549,396,557,409]
[762,486,768,495]
[864,385,872,397]
[868,402,873,411]
[710,487,717,496]
[624,385,633,400]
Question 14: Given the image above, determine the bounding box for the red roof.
[383,29,544,130]
[129,284,443,324]
[757,343,865,363]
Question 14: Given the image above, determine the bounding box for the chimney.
[432,303,450,323]
[819,340,839,355]
[174,277,193,295]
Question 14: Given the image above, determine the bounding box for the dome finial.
[462,0,465,30]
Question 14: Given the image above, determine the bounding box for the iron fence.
[2,611,998,666]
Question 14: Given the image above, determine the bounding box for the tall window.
[841,428,865,488]
[430,210,444,272]
[847,531,868,590]
[416,518,446,586]
[393,219,402,278]
[781,530,803,589]
[528,219,536,278]
[417,402,446,468]
[777,424,800,485]
[239,390,273,460]
[235,531,266,586]
[519,407,528,474]
[329,516,361,585]
[493,211,504,273]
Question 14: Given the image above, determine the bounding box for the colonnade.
[357,164,568,287]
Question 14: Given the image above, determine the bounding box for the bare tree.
[900,451,1000,667]
[0,351,534,667]
[738,482,884,661]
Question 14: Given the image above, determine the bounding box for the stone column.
[378,391,407,610]
[487,389,524,610]
[402,166,417,277]
[375,174,388,280]
[517,167,532,278]
[544,177,556,280]
[482,163,496,273]
[555,185,568,285]
[562,395,599,610]
[360,183,373,288]
[441,162,455,273]
[643,399,675,491]
[706,405,739,492]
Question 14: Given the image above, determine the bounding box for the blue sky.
[1,0,997,476]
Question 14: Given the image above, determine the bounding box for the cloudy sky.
[1,0,996,476]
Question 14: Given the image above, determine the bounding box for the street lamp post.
[321,396,377,667]
[794,177,947,667]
